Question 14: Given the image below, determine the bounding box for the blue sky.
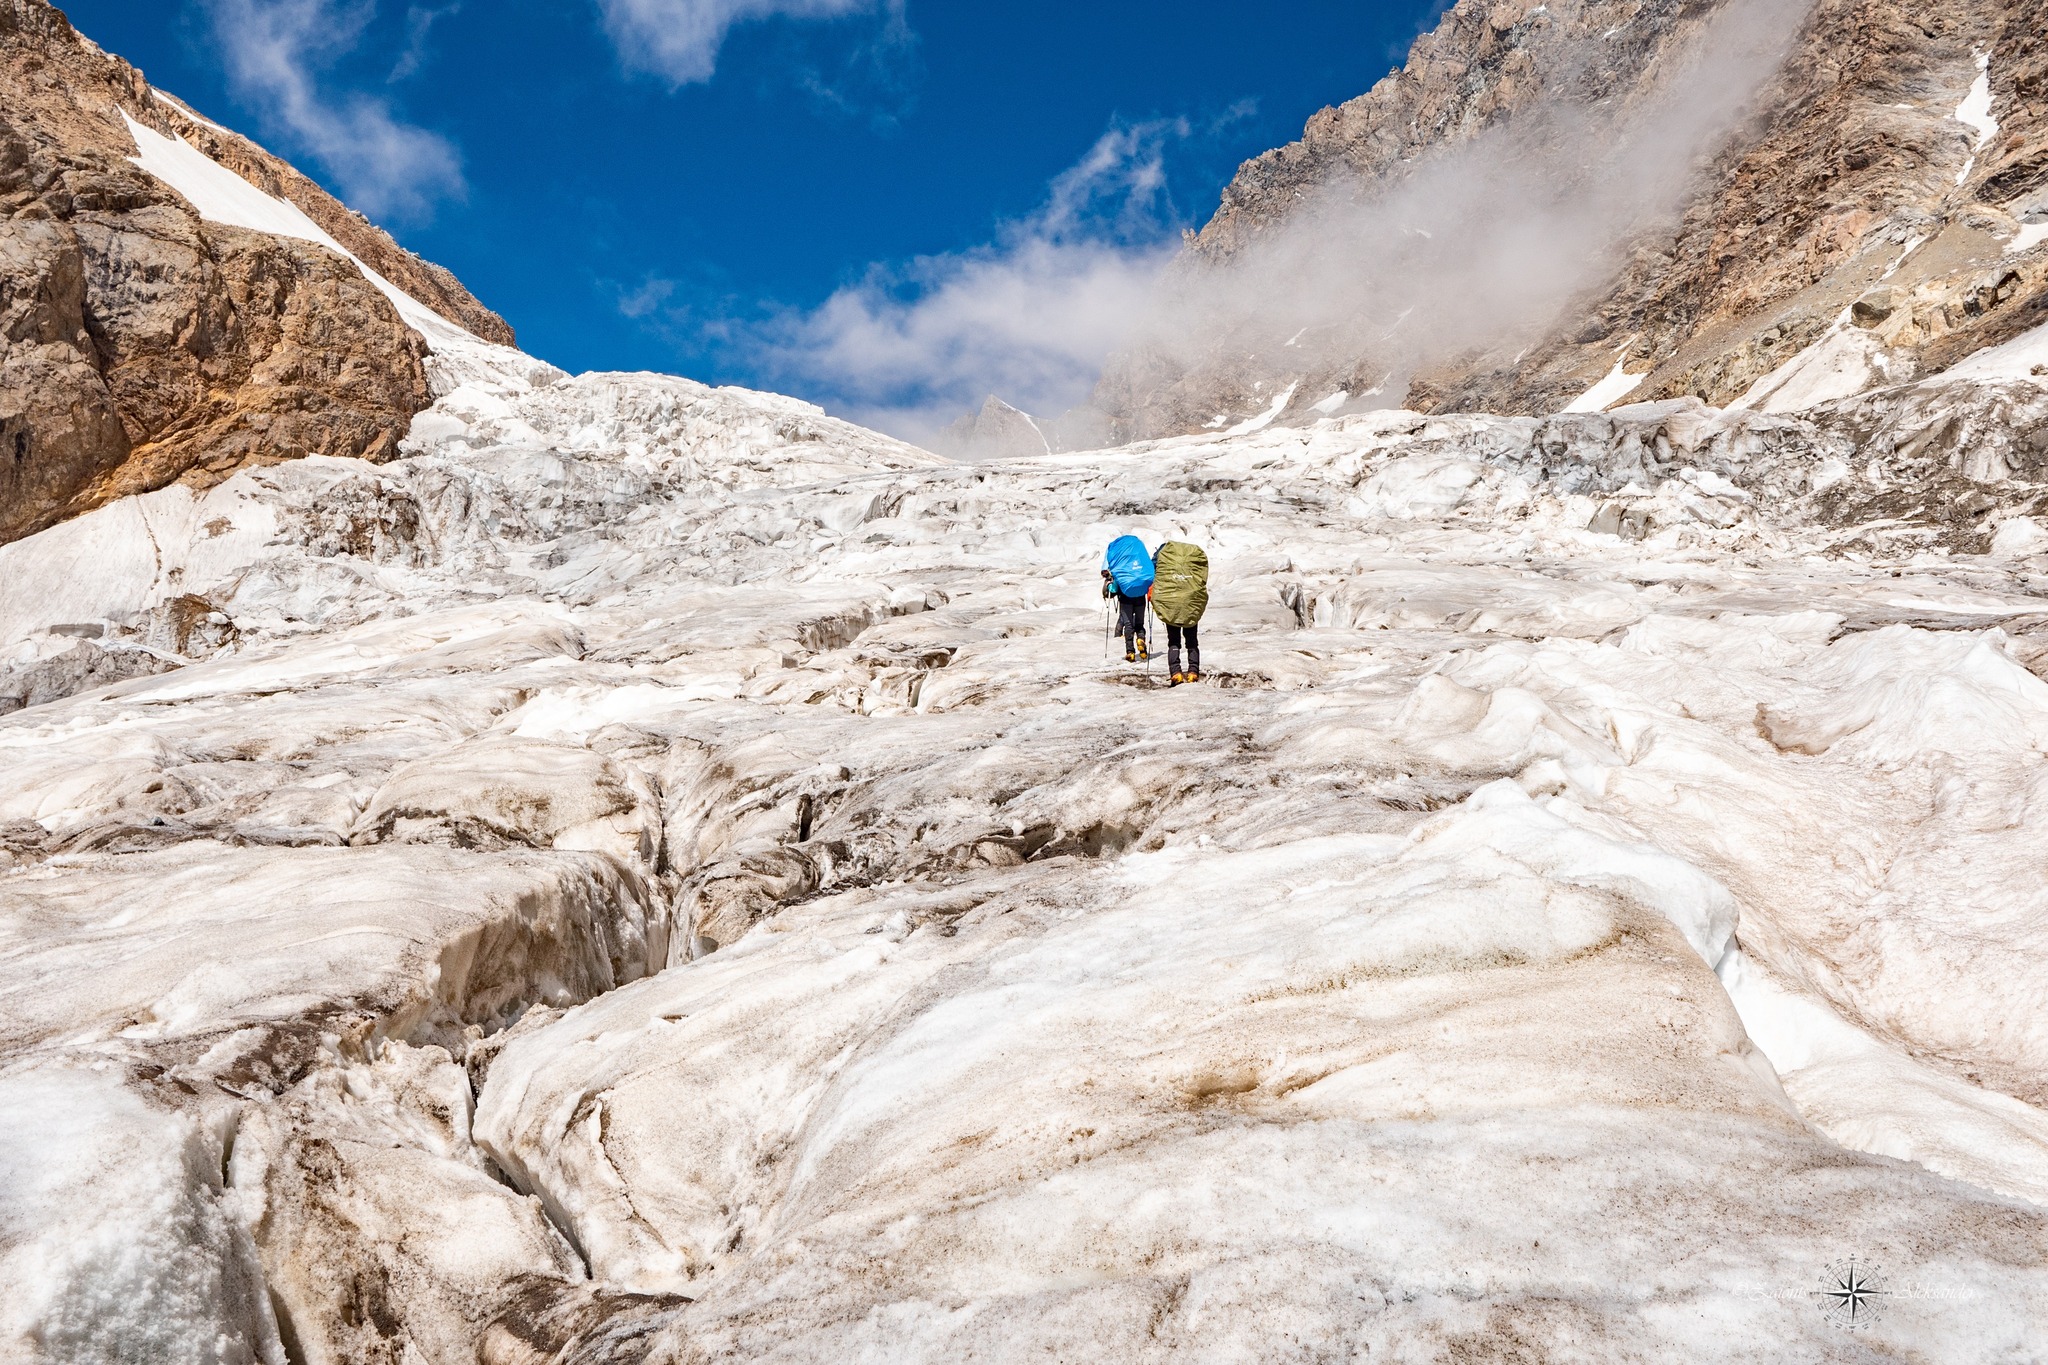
[64,0,1449,436]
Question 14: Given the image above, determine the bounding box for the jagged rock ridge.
[930,395,1052,460]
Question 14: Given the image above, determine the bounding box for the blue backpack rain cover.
[1104,535,1155,596]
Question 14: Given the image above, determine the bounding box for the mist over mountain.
[1091,0,2048,448]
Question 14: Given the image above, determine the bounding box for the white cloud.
[388,3,461,82]
[617,276,679,320]
[764,238,1171,440]
[734,121,1186,442]
[597,0,882,86]
[202,0,465,222]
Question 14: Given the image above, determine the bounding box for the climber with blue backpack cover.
[1101,534,1154,662]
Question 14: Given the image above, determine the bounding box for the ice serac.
[1098,0,2048,445]
[0,0,517,547]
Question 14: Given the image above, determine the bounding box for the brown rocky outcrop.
[0,0,513,546]
[1097,0,2048,440]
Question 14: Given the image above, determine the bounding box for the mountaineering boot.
[1124,649,1137,663]
[1135,640,1149,661]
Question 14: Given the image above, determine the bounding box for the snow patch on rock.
[121,113,560,397]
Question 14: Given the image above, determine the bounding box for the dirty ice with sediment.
[6,62,2048,1365]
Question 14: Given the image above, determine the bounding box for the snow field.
[0,1065,278,1365]
[0,363,2046,1359]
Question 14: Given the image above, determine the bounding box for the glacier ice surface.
[1,351,2046,1359]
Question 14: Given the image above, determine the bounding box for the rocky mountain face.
[1096,0,2048,461]
[930,395,1117,461]
[0,0,512,546]
[930,395,1055,460]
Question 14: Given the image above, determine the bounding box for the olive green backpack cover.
[1151,541,1209,627]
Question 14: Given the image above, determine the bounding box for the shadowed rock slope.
[0,0,513,546]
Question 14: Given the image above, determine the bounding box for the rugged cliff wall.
[0,0,513,545]
[1097,0,2048,441]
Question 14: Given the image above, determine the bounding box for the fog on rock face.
[1094,0,2048,444]
[5,0,2048,1362]
[1114,0,1817,416]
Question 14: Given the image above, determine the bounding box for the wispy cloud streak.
[596,0,888,86]
[387,3,461,83]
[730,121,1187,441]
[202,0,465,222]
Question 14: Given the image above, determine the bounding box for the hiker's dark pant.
[1167,623,1200,676]
[1116,593,1147,652]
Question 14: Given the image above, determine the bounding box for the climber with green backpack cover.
[1151,540,1209,684]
